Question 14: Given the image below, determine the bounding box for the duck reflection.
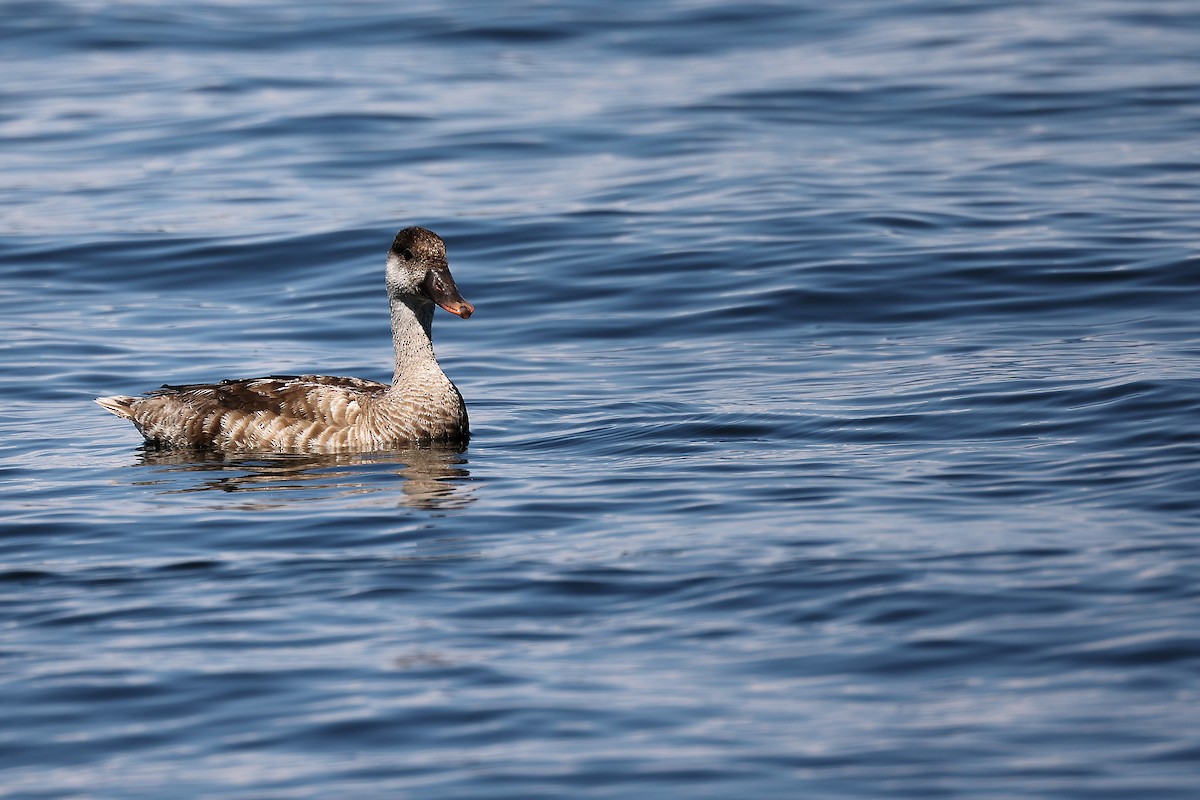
[133,444,474,510]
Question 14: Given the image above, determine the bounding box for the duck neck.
[388,293,441,388]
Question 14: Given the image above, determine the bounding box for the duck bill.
[422,268,474,319]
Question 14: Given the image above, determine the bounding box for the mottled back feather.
[151,375,388,420]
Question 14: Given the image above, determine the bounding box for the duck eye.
[401,248,414,261]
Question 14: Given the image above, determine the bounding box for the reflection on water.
[132,445,474,510]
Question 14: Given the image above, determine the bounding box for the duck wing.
[111,374,390,449]
[150,374,388,421]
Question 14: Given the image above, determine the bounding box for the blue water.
[3,1,1200,797]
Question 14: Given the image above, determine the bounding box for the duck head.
[385,227,474,319]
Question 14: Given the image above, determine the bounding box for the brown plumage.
[96,227,474,452]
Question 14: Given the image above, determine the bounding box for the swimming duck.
[96,227,474,452]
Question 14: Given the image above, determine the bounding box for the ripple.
[3,1,1200,798]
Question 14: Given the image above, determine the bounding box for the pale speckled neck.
[388,293,443,388]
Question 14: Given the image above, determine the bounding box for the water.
[3,1,1200,797]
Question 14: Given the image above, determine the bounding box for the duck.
[96,226,474,452]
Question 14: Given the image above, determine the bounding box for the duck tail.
[95,395,136,419]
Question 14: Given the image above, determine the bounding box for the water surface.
[3,2,1200,798]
